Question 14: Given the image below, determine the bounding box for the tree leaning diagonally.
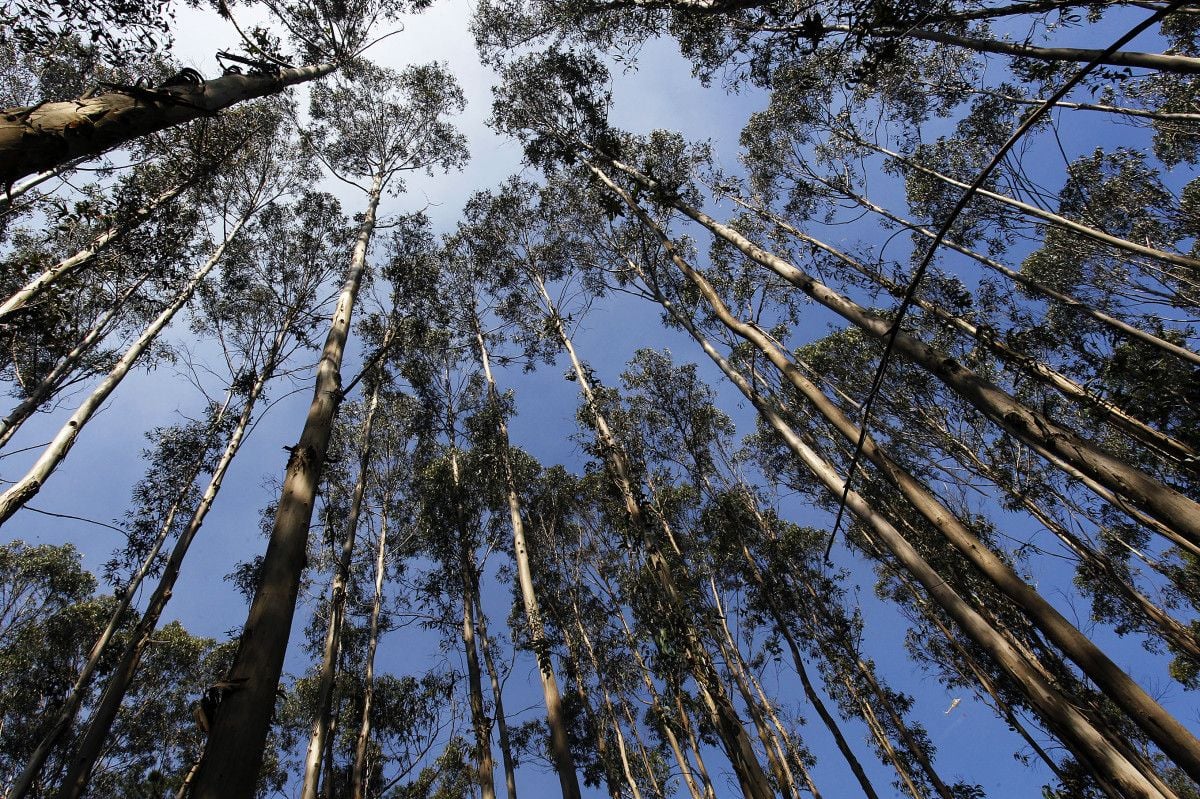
[189,62,467,799]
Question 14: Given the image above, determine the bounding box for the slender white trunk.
[655,288,1175,799]
[0,211,250,526]
[0,182,188,321]
[0,271,151,449]
[54,320,290,799]
[301,382,381,799]
[351,508,389,799]
[8,394,232,799]
[474,319,582,799]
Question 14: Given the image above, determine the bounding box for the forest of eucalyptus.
[0,0,1197,796]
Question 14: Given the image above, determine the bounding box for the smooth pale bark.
[0,181,189,321]
[55,320,291,799]
[0,211,249,526]
[530,272,775,799]
[629,200,1200,781]
[573,611,645,799]
[0,270,151,449]
[350,505,388,799]
[597,158,1200,549]
[0,162,77,208]
[602,170,1200,783]
[190,171,383,799]
[882,559,1077,790]
[675,691,718,799]
[475,593,519,799]
[474,319,583,799]
[0,64,336,185]
[860,139,1200,276]
[808,175,1200,368]
[923,407,1200,662]
[301,381,381,799]
[816,23,1200,75]
[652,288,1176,799]
[732,193,1197,465]
[9,395,231,799]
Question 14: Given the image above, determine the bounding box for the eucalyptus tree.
[41,189,348,799]
[449,203,585,799]
[405,335,501,799]
[191,60,467,798]
[0,541,235,799]
[0,105,299,528]
[462,174,778,799]
[300,375,383,799]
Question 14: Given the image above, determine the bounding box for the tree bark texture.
[189,171,383,799]
[0,64,335,185]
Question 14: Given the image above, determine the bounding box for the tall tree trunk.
[610,588,707,799]
[674,690,717,799]
[803,173,1200,367]
[732,193,1195,465]
[654,292,1177,798]
[461,559,498,799]
[53,322,291,799]
[706,578,806,799]
[474,316,583,799]
[190,170,384,799]
[474,591,519,799]
[9,393,233,799]
[0,208,251,526]
[452,446,499,799]
[0,180,189,321]
[856,138,1200,275]
[0,63,336,185]
[820,23,1200,75]
[724,504,882,799]
[351,505,388,799]
[301,381,381,799]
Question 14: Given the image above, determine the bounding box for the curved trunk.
[598,167,1200,784]
[732,194,1196,465]
[189,170,383,799]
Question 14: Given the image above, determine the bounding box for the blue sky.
[2,1,1198,797]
